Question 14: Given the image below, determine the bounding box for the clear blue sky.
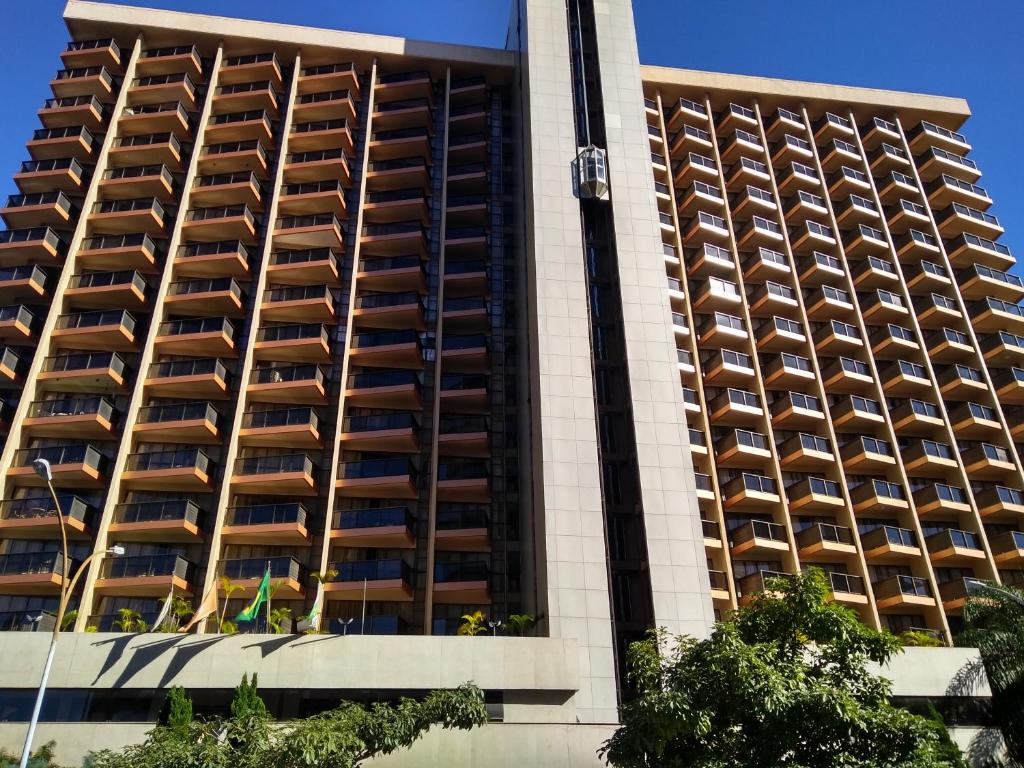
[3,0,1021,261]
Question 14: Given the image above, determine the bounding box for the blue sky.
[3,0,1021,260]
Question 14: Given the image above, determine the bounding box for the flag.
[179,587,218,633]
[303,581,324,632]
[151,585,174,630]
[235,567,271,623]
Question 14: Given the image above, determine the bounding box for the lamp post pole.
[18,458,124,768]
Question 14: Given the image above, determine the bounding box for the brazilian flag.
[235,567,271,622]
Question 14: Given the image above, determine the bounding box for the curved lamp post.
[18,457,124,768]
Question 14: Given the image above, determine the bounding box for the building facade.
[0,0,1011,763]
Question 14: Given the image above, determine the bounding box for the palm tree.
[218,575,242,632]
[962,581,1024,765]
[113,607,147,633]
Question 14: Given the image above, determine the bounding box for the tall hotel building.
[0,0,1011,763]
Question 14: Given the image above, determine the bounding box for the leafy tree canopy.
[601,568,969,768]
[86,673,487,768]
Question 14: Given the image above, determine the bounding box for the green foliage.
[269,607,292,634]
[503,614,536,637]
[0,740,66,768]
[113,607,148,633]
[231,673,268,722]
[59,609,78,631]
[601,568,968,768]
[160,686,193,730]
[155,596,194,633]
[219,619,238,635]
[898,629,944,648]
[85,678,486,768]
[922,705,970,768]
[457,610,487,636]
[962,581,1024,765]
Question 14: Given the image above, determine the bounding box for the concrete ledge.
[0,633,579,694]
[876,646,991,698]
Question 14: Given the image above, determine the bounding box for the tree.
[601,568,969,768]
[269,606,292,634]
[113,607,147,633]
[0,741,65,768]
[218,576,242,632]
[160,686,192,731]
[155,596,194,633]
[961,582,1024,765]
[85,676,487,768]
[503,614,536,637]
[457,610,487,636]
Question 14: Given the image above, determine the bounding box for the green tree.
[113,607,147,633]
[0,740,65,768]
[601,568,969,768]
[85,678,486,768]
[269,606,292,634]
[961,582,1024,765]
[160,686,192,731]
[155,596,194,633]
[457,610,487,636]
[503,614,536,637]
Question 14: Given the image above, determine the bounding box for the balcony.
[222,502,309,545]
[15,157,85,196]
[206,109,274,145]
[937,576,986,611]
[862,526,922,565]
[433,505,488,552]
[233,452,317,495]
[213,81,279,115]
[938,204,1002,242]
[119,102,190,138]
[89,197,166,236]
[262,284,336,323]
[109,498,201,542]
[0,552,67,594]
[50,65,114,100]
[254,323,330,362]
[362,189,427,226]
[155,317,236,357]
[721,473,779,510]
[165,277,244,316]
[437,461,488,503]
[332,506,415,549]
[351,291,422,331]
[135,401,220,443]
[827,571,868,605]
[95,165,172,204]
[283,149,350,185]
[841,436,896,472]
[369,125,431,160]
[870,323,920,359]
[128,73,197,109]
[36,352,124,395]
[797,523,857,558]
[961,443,1015,479]
[366,158,430,191]
[52,309,136,351]
[786,477,844,513]
[873,575,936,610]
[1,192,73,229]
[948,401,1000,437]
[1,226,59,271]
[267,248,339,285]
[882,360,932,396]
[324,559,413,602]
[0,494,90,539]
[221,52,283,88]
[889,399,944,435]
[298,62,358,95]
[960,264,1024,304]
[702,349,754,386]
[442,296,487,330]
[947,233,1013,271]
[433,561,489,604]
[756,316,806,352]
[294,89,356,122]
[0,347,22,385]
[850,479,909,515]
[198,141,268,176]
[248,364,327,405]
[916,146,980,183]
[182,205,258,243]
[903,439,959,477]
[288,117,353,158]
[349,329,421,368]
[970,297,1024,335]
[8,444,105,488]
[343,369,419,410]
[373,95,432,132]
[28,125,93,163]
[37,95,103,134]
[94,554,193,598]
[337,458,417,499]
[770,392,825,428]
[975,485,1024,520]
[990,530,1024,565]
[0,265,47,302]
[78,233,158,272]
[273,214,343,250]
[742,246,790,281]
[0,305,33,342]
[715,429,770,468]
[192,171,262,208]
[221,556,305,601]
[737,570,794,604]
[136,45,201,78]
[23,396,116,439]
[438,415,489,457]
[441,334,488,372]
[778,433,834,470]
[145,358,229,400]
[925,528,986,565]
[339,412,418,452]
[109,132,182,168]
[730,520,789,557]
[443,258,487,297]
[122,448,212,491]
[927,173,990,210]
[278,181,347,218]
[239,407,321,448]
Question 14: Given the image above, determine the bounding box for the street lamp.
[19,457,124,768]
[338,617,355,636]
[488,619,503,637]
[965,578,1024,608]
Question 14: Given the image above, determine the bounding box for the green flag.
[235,567,271,623]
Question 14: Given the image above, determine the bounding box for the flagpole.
[361,578,367,635]
[265,560,271,633]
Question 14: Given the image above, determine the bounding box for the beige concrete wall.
[590,0,716,639]
[511,0,619,724]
